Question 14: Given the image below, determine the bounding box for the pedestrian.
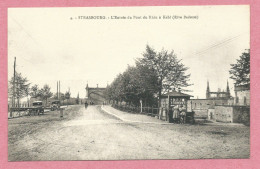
[172,105,180,123]
[180,105,186,124]
[85,102,88,109]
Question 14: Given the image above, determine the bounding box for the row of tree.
[104,45,192,107]
[8,73,72,106]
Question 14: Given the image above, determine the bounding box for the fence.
[112,104,160,117]
[8,104,41,119]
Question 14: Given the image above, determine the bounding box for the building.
[206,83,250,123]
[187,99,229,118]
[206,80,231,100]
[187,81,233,118]
[160,90,193,121]
[234,83,250,106]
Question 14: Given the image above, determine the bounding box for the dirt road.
[8,105,250,161]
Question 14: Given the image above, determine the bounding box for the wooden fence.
[8,104,30,118]
[112,104,160,117]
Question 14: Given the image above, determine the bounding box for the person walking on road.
[85,102,88,109]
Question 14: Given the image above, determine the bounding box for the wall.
[232,106,250,124]
[214,105,250,124]
[208,108,215,120]
[215,106,233,123]
[235,90,250,106]
[187,99,228,118]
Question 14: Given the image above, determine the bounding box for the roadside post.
[140,99,142,113]
[60,107,64,118]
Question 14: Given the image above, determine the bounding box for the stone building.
[187,81,233,118]
[234,83,250,106]
[206,81,231,100]
[206,83,250,123]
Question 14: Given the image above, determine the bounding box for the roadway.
[8,105,250,161]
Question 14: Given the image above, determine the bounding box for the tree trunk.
[158,78,163,108]
[27,97,29,107]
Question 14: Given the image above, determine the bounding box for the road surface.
[8,105,250,161]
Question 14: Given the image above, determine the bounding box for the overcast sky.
[8,6,250,99]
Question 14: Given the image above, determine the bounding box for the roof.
[162,91,193,98]
[234,83,250,91]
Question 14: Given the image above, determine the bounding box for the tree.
[39,84,53,105]
[24,86,30,107]
[105,65,159,107]
[76,93,80,104]
[137,45,191,106]
[65,90,71,105]
[105,45,191,107]
[30,84,40,98]
[8,72,30,106]
[52,93,59,100]
[229,49,250,85]
[60,93,65,105]
[128,64,159,106]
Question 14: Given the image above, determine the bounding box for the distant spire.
[226,80,230,98]
[206,80,210,99]
[227,80,230,92]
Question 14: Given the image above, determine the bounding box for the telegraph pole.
[12,57,16,107]
[57,81,58,99]
[59,81,60,102]
[11,57,16,118]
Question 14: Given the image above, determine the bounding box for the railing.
[112,104,160,117]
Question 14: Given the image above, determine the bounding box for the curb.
[101,106,170,125]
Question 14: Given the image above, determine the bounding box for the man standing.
[85,101,88,109]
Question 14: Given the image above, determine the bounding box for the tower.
[226,80,230,98]
[206,80,210,99]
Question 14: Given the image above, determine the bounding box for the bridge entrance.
[85,84,106,105]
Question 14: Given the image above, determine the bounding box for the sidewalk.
[101,105,168,124]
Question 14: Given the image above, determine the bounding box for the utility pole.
[57,81,58,99]
[59,81,61,103]
[11,57,16,118]
[12,57,16,107]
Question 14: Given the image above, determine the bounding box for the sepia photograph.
[7,6,250,161]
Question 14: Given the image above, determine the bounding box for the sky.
[8,6,250,99]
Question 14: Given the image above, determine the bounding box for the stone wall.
[215,105,233,123]
[235,90,250,106]
[187,99,228,118]
[214,105,250,124]
[207,108,215,120]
